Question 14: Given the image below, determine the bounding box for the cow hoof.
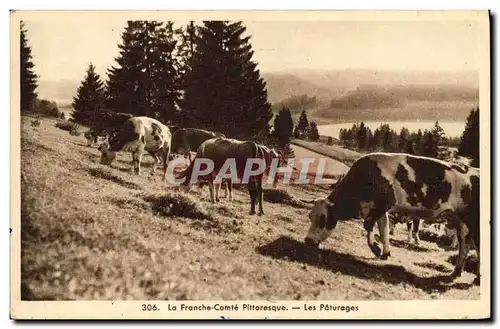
[380,252,391,260]
[249,210,256,215]
[258,211,264,216]
[369,244,381,258]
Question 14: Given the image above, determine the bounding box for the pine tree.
[458,107,480,167]
[71,63,106,125]
[422,129,438,158]
[415,129,423,155]
[297,110,309,137]
[273,107,294,147]
[175,21,198,125]
[308,121,320,141]
[20,22,38,112]
[398,127,410,152]
[106,21,145,115]
[431,121,446,148]
[107,21,180,122]
[181,21,272,139]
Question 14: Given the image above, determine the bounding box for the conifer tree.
[308,121,320,141]
[107,21,180,122]
[458,107,480,167]
[297,110,309,137]
[71,63,106,125]
[181,21,272,139]
[20,22,38,112]
[273,107,294,147]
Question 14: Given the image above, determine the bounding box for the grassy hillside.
[19,114,479,300]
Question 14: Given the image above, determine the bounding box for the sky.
[22,17,480,82]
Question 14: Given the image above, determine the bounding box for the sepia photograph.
[10,9,490,319]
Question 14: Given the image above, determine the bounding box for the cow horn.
[299,198,316,204]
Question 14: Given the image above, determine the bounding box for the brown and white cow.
[304,152,480,285]
[85,111,134,147]
[176,137,284,215]
[170,128,225,162]
[98,116,172,180]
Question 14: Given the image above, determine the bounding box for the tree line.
[338,107,479,166]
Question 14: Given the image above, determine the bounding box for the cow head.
[303,176,345,247]
[304,197,338,247]
[98,140,116,165]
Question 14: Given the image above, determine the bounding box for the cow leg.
[450,232,459,249]
[162,145,170,182]
[227,180,233,202]
[363,204,392,258]
[448,220,472,281]
[208,181,215,203]
[257,177,264,216]
[377,213,391,259]
[214,182,221,203]
[222,181,228,199]
[406,221,413,243]
[388,216,395,235]
[148,151,159,177]
[248,180,257,215]
[132,150,143,175]
[413,219,421,245]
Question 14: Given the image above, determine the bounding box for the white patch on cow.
[421,184,428,196]
[359,200,375,218]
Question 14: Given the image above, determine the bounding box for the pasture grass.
[19,114,479,300]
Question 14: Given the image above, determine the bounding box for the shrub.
[55,121,80,136]
[326,136,333,145]
[32,99,63,118]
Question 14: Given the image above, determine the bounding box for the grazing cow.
[171,128,225,162]
[85,112,134,146]
[98,116,172,180]
[304,152,480,285]
[388,212,423,244]
[388,213,459,249]
[177,137,284,215]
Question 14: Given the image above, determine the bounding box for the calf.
[304,152,480,285]
[176,137,284,215]
[98,116,172,180]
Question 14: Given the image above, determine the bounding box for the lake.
[318,120,467,139]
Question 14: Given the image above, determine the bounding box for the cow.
[388,213,459,248]
[84,111,134,147]
[98,116,172,180]
[304,152,480,285]
[387,212,423,244]
[170,128,225,162]
[176,137,285,215]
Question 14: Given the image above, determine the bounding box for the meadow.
[20,114,479,300]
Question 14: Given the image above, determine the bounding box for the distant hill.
[263,69,479,104]
[329,84,479,110]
